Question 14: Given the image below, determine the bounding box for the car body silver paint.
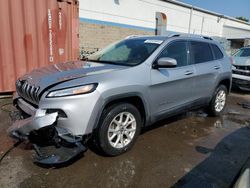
[9,35,232,138]
[8,111,58,139]
[233,57,250,66]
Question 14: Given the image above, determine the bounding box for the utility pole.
[201,17,204,34]
[188,6,193,34]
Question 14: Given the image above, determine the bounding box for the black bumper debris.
[33,142,87,167]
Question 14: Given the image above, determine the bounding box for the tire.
[207,85,228,117]
[95,103,142,156]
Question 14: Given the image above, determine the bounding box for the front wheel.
[207,85,228,116]
[95,103,141,156]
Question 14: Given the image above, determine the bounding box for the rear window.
[190,41,214,64]
[211,44,224,60]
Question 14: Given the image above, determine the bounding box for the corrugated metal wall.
[0,0,79,92]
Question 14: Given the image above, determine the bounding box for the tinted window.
[158,41,188,67]
[211,44,224,59]
[234,48,250,57]
[190,41,214,64]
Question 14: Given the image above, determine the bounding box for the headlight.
[47,84,97,98]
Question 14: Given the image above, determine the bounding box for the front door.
[150,40,196,119]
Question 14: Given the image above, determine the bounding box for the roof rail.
[125,35,141,39]
[167,32,213,40]
[203,36,213,40]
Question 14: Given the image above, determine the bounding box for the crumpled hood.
[20,61,125,86]
[233,57,250,66]
[17,61,126,103]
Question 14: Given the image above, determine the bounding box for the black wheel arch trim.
[93,92,151,130]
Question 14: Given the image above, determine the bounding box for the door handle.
[184,71,194,75]
[214,66,220,70]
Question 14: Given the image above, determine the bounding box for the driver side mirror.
[153,57,177,69]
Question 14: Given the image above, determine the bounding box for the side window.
[158,41,188,67]
[211,44,224,60]
[190,41,214,64]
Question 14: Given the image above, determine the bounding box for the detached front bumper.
[8,108,58,140]
[7,94,87,167]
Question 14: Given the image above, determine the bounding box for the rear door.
[150,40,196,118]
[189,41,223,102]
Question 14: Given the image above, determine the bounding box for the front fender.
[85,87,151,133]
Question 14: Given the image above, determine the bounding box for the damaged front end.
[8,94,87,167]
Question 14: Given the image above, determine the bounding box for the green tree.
[235,16,249,22]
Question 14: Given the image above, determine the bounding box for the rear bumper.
[232,74,250,91]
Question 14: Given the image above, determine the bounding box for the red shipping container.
[0,0,79,92]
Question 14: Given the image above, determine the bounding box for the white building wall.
[189,10,222,36]
[222,19,250,39]
[79,0,250,38]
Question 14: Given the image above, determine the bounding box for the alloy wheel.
[107,112,136,149]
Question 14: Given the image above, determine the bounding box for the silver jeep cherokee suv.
[8,34,232,165]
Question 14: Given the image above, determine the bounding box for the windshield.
[234,48,250,57]
[87,38,162,66]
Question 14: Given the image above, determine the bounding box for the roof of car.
[237,46,250,50]
[126,35,167,41]
[126,33,214,42]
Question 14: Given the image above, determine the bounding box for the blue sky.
[178,0,250,21]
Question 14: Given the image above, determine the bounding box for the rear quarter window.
[211,44,224,60]
[190,41,214,64]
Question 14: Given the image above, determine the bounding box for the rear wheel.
[95,103,141,156]
[207,85,228,116]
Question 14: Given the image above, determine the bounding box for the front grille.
[234,65,250,71]
[233,65,250,76]
[16,79,40,104]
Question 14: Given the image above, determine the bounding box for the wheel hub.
[107,112,136,149]
[215,90,226,112]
